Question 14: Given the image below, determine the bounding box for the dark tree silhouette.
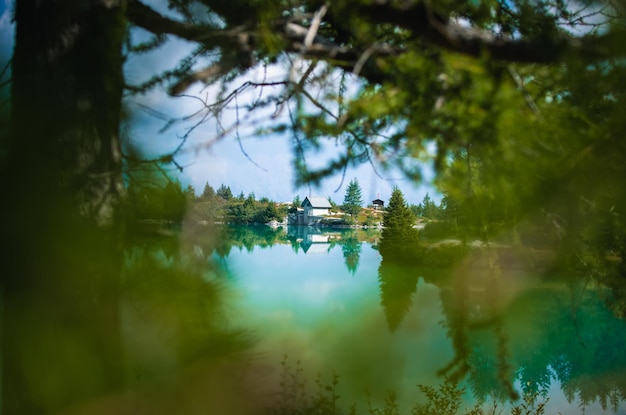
[378,259,419,332]
[4,0,626,412]
[2,2,126,413]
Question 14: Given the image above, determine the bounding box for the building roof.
[302,196,332,208]
[372,199,384,204]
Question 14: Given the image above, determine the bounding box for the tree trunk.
[2,1,127,413]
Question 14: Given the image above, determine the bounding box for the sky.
[0,0,11,73]
[0,1,438,206]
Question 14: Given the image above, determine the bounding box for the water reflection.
[389,241,626,409]
[121,229,261,414]
[378,259,419,332]
[11,218,625,412]
[212,224,626,413]
[210,224,376,275]
[87,223,626,413]
[342,233,362,275]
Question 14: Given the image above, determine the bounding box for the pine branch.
[126,0,625,93]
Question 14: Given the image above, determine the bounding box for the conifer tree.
[7,0,626,410]
[216,184,233,200]
[263,203,280,223]
[202,182,216,199]
[342,178,363,218]
[380,187,419,259]
[292,195,301,207]
[421,193,438,219]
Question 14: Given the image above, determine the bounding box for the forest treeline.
[126,177,448,227]
[126,180,286,225]
[5,0,626,413]
[125,176,549,248]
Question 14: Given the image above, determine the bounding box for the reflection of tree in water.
[506,284,626,409]
[212,225,289,257]
[174,222,626,411]
[437,262,519,401]
[211,225,378,273]
[341,231,362,274]
[376,188,424,331]
[121,231,260,413]
[378,258,419,332]
[436,258,626,406]
[377,236,626,408]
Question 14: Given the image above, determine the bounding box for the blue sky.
[0,0,11,68]
[0,2,438,205]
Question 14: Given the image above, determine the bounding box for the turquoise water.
[212,225,626,414]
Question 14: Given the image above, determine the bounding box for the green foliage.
[510,392,548,415]
[201,182,216,199]
[420,221,457,241]
[289,195,302,214]
[411,381,466,415]
[122,0,626,306]
[419,193,465,240]
[11,0,626,412]
[268,357,559,415]
[341,231,361,274]
[216,184,233,200]
[189,184,291,224]
[225,193,284,224]
[263,202,281,222]
[409,204,422,218]
[120,229,257,412]
[270,355,342,415]
[214,225,289,255]
[342,178,363,217]
[367,390,400,415]
[378,259,419,331]
[439,194,463,231]
[272,355,308,415]
[383,188,416,231]
[380,188,418,255]
[311,372,341,415]
[379,187,420,264]
[328,197,340,213]
[127,176,188,223]
[420,193,439,220]
[364,211,379,227]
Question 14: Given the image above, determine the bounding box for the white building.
[301,196,332,218]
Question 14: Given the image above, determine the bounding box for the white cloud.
[124,29,439,205]
[0,0,436,205]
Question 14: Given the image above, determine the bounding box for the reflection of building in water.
[288,225,342,254]
[301,234,331,254]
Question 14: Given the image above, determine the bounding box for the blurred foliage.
[267,356,568,415]
[126,176,190,223]
[7,0,626,412]
[202,224,626,412]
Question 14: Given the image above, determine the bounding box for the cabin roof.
[302,196,332,208]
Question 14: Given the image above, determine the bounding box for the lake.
[203,225,626,414]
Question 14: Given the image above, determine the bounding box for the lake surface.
[209,225,626,414]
